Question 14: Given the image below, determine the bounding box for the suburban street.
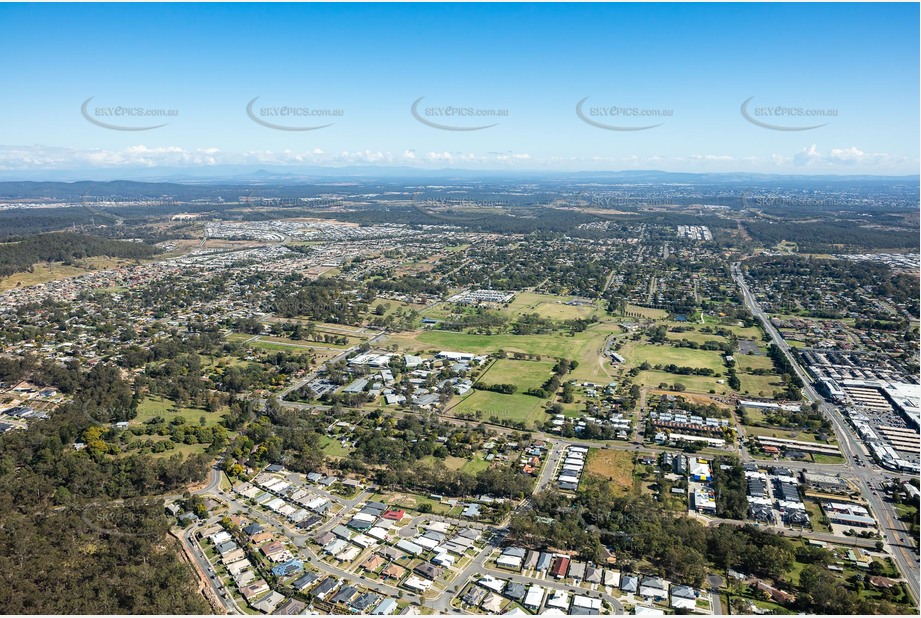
[733,262,920,604]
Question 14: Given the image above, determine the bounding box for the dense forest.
[272,276,370,324]
[0,232,160,278]
[0,366,210,613]
[744,220,919,253]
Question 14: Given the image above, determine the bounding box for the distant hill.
[0,170,918,197]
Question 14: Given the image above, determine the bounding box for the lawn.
[503,292,601,320]
[133,396,223,427]
[148,441,210,459]
[636,370,730,395]
[478,358,555,392]
[623,342,726,372]
[369,491,464,516]
[583,449,635,496]
[623,304,668,319]
[235,332,355,349]
[665,328,729,346]
[735,355,775,372]
[739,406,770,426]
[449,390,549,427]
[459,457,491,474]
[804,500,830,532]
[386,323,619,384]
[745,425,829,444]
[738,374,784,398]
[319,435,353,458]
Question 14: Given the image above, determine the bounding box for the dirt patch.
[584,449,635,496]
[648,389,733,409]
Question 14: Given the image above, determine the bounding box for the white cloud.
[0,144,913,174]
[791,144,896,168]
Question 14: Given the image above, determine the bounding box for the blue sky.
[0,2,918,176]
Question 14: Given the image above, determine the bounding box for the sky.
[0,2,918,177]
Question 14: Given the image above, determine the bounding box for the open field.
[738,373,784,398]
[479,358,554,391]
[504,292,602,320]
[460,457,491,474]
[0,256,142,290]
[259,318,372,339]
[369,491,464,517]
[735,354,775,371]
[622,342,727,372]
[648,389,732,409]
[319,435,353,458]
[583,448,635,496]
[226,333,348,360]
[449,390,548,427]
[133,396,223,428]
[745,424,834,445]
[665,329,729,345]
[623,304,668,319]
[636,370,730,395]
[371,299,426,318]
[739,406,770,425]
[385,323,619,384]
[147,441,211,459]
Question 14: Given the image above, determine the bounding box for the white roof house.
[524,585,545,609]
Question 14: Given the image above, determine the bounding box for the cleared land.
[504,292,602,320]
[623,304,668,319]
[738,373,783,398]
[385,323,619,384]
[479,358,554,391]
[133,396,223,428]
[0,257,140,291]
[450,390,548,427]
[623,342,727,372]
[735,354,775,371]
[665,330,729,346]
[636,370,730,395]
[319,435,353,458]
[583,448,635,496]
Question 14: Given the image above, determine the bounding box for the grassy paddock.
[636,370,730,395]
[624,342,726,372]
[583,448,635,495]
[133,396,223,427]
[450,390,548,427]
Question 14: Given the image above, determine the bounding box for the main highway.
[732,262,919,604]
